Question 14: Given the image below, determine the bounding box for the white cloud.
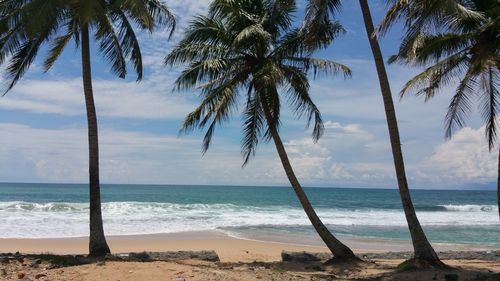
[0,78,195,119]
[0,122,287,185]
[277,121,397,186]
[0,119,495,188]
[278,120,496,188]
[0,123,196,182]
[412,126,497,185]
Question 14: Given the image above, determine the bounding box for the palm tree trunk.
[259,96,357,260]
[81,24,111,257]
[358,0,440,263]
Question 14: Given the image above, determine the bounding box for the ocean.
[0,183,498,247]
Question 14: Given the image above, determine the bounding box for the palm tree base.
[398,258,448,271]
[323,255,363,265]
[88,244,111,258]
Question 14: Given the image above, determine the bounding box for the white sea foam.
[0,201,497,238]
[439,204,497,212]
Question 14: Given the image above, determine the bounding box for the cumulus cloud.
[279,121,496,188]
[412,126,497,186]
[276,121,397,186]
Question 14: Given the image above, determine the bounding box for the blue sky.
[0,1,495,190]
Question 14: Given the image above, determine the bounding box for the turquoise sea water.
[0,183,498,247]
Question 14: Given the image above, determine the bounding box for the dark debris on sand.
[282,250,500,263]
[0,250,499,281]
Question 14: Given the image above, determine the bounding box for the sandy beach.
[1,231,499,280]
[1,230,496,262]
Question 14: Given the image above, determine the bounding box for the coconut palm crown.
[166,0,349,164]
[378,0,485,61]
[386,0,499,149]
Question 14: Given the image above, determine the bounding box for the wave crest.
[0,201,497,238]
[439,204,497,212]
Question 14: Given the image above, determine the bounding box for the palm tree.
[0,0,175,257]
[303,0,442,265]
[166,0,358,260]
[379,0,499,220]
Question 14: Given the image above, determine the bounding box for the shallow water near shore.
[0,183,498,247]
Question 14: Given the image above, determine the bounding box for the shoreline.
[1,230,496,262]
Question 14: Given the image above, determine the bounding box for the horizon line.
[0,181,495,191]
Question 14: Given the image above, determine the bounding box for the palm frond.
[181,77,242,153]
[0,20,28,65]
[273,21,344,59]
[43,19,78,71]
[1,0,63,94]
[263,0,295,36]
[258,85,281,142]
[377,0,409,37]
[200,85,237,153]
[286,57,351,79]
[209,0,261,25]
[113,0,175,36]
[113,9,144,80]
[144,0,176,36]
[444,67,478,139]
[171,16,232,50]
[400,51,469,100]
[241,87,264,165]
[165,43,232,67]
[3,39,41,95]
[280,64,324,141]
[394,32,473,65]
[480,67,500,150]
[94,14,127,79]
[304,0,342,25]
[174,58,242,90]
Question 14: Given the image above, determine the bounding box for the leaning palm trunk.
[358,0,440,263]
[81,24,111,257]
[260,97,356,260]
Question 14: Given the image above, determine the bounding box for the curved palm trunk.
[260,97,356,260]
[81,24,111,257]
[358,0,440,262]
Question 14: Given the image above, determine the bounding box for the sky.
[0,1,495,190]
